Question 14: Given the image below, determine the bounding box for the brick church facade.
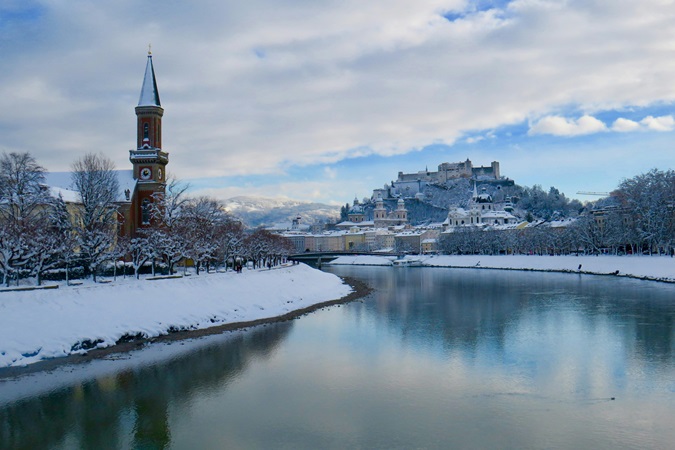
[118,51,169,237]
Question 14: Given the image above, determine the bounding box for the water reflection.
[1,267,674,449]
[0,322,293,449]
[334,267,675,369]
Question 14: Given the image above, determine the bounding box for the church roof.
[44,170,136,204]
[138,53,161,107]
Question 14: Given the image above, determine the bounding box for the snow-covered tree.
[216,218,245,271]
[71,153,120,282]
[0,152,55,285]
[178,196,227,274]
[615,169,675,254]
[31,195,77,285]
[148,177,190,274]
[126,236,154,279]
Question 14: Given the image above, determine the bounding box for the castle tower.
[129,50,169,231]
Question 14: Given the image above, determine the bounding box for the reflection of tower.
[133,395,171,449]
[129,50,169,233]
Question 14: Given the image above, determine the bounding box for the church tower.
[129,49,169,231]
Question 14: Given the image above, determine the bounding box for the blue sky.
[1,0,674,205]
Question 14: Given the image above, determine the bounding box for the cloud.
[528,115,607,136]
[611,118,641,132]
[1,0,675,202]
[530,114,675,136]
[640,115,675,131]
[465,136,485,144]
[323,166,338,179]
[611,115,674,132]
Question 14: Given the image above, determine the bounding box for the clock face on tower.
[140,167,152,180]
[158,168,163,180]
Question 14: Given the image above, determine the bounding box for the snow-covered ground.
[329,254,675,282]
[0,264,351,368]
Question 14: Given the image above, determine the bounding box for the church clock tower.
[129,49,169,230]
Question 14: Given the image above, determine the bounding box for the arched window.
[141,199,151,225]
[143,123,149,140]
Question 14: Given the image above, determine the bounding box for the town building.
[373,197,408,228]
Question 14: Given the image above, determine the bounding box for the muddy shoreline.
[0,276,372,379]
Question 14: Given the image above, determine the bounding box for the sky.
[1,0,674,205]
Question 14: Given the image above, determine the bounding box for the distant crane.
[576,191,610,196]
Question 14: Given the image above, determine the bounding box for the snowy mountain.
[223,196,340,228]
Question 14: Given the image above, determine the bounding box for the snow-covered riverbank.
[329,254,675,282]
[0,264,352,368]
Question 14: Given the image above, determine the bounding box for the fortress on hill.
[397,159,500,183]
[372,159,510,200]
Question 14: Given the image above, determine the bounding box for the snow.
[44,170,136,203]
[0,264,351,368]
[138,55,161,106]
[329,254,675,281]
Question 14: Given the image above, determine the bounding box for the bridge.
[289,251,395,267]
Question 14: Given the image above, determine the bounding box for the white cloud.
[611,118,641,132]
[323,166,338,180]
[640,115,675,131]
[530,113,675,136]
[528,115,607,136]
[611,115,674,132]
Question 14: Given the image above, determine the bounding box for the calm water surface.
[1,267,674,449]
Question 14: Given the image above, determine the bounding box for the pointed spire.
[138,50,161,107]
[472,180,478,200]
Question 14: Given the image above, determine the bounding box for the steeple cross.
[148,43,152,55]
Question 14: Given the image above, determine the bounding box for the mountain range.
[223,196,341,228]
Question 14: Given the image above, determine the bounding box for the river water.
[1,267,674,449]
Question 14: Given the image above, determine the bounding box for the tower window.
[143,123,149,140]
[142,199,151,224]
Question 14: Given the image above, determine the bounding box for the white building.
[443,184,519,230]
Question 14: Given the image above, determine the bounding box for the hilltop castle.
[398,159,500,183]
[372,159,508,200]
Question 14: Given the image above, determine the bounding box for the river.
[1,266,674,449]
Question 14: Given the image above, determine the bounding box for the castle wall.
[396,159,499,187]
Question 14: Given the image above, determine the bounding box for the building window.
[142,199,151,224]
[144,123,149,140]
